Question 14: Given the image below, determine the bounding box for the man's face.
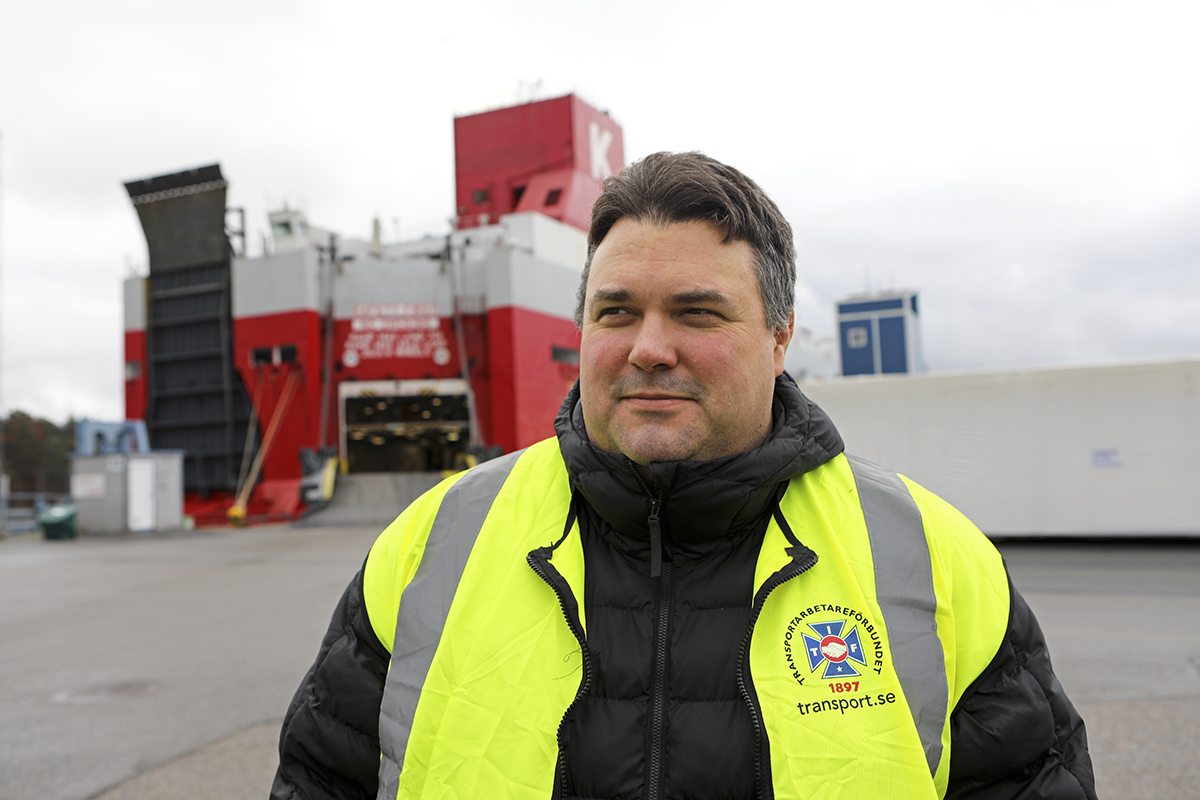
[579,218,793,465]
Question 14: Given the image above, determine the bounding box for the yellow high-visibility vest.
[363,438,1009,799]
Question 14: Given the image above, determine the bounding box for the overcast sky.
[2,0,1198,423]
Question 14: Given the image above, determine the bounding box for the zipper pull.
[648,497,662,579]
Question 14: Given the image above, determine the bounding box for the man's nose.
[628,313,679,371]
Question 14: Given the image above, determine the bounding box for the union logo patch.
[782,604,885,686]
[802,620,868,679]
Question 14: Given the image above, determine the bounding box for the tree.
[2,412,75,494]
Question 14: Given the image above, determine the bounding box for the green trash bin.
[38,504,78,540]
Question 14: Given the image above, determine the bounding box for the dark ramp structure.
[125,165,254,498]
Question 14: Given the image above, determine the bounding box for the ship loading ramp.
[293,471,445,529]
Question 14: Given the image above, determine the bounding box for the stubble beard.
[600,373,714,465]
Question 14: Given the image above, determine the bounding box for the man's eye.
[597,307,628,317]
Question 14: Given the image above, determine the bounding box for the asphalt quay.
[0,526,1197,800]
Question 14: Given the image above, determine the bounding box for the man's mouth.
[621,394,693,410]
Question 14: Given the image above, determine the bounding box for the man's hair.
[575,151,796,334]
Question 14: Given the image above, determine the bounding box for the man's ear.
[773,311,794,375]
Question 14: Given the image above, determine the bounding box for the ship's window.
[271,221,292,237]
[251,347,273,366]
[278,344,297,363]
[512,185,526,207]
[551,346,579,365]
[473,189,489,205]
[125,361,140,380]
[544,188,563,206]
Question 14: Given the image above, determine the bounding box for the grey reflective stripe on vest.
[376,450,523,800]
[846,454,947,778]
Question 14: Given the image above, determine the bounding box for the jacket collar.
[554,374,844,561]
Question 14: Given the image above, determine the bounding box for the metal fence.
[1,491,72,534]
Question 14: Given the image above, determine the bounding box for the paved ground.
[0,523,380,800]
[1,527,1197,800]
[998,540,1200,798]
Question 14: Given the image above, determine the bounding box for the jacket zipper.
[737,538,819,800]
[646,546,672,800]
[527,547,591,800]
[626,459,671,800]
[647,497,663,579]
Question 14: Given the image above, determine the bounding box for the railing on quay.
[1,491,72,534]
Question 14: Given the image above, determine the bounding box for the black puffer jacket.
[553,374,842,799]
[272,376,1096,799]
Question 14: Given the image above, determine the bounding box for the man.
[273,152,1096,800]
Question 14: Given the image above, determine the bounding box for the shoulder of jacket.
[898,474,1005,580]
[896,473,1012,716]
[361,438,565,649]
